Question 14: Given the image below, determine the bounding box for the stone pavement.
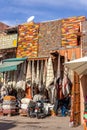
[0,115,83,130]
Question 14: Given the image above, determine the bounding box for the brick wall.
[38,20,62,57]
[81,21,87,56]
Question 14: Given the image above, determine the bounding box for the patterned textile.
[3,96,16,101]
[46,57,54,89]
[32,60,35,84]
[57,54,61,79]
[21,98,34,110]
[3,96,16,113]
[2,105,16,109]
[17,22,39,58]
[26,61,32,82]
[33,94,43,102]
[61,16,85,46]
[62,51,70,96]
[39,60,44,90]
[3,109,16,113]
[62,75,70,96]
[43,60,47,85]
[21,98,33,104]
[35,60,39,85]
[16,62,26,90]
[21,103,28,109]
[3,100,16,105]
[48,84,56,104]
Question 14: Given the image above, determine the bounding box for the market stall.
[64,56,87,126]
[0,57,27,115]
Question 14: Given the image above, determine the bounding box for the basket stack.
[3,96,16,116]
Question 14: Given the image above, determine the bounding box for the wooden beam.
[75,32,85,36]
[28,57,48,61]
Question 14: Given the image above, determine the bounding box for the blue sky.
[0,0,87,26]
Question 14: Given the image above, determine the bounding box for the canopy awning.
[0,57,27,72]
[64,56,87,75]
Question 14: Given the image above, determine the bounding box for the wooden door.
[73,72,80,126]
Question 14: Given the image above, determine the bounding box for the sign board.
[0,34,17,49]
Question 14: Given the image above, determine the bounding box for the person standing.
[53,77,64,115]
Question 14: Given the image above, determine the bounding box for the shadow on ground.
[0,121,16,130]
[0,120,46,130]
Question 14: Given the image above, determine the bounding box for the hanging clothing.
[26,61,32,82]
[62,75,70,97]
[36,60,39,85]
[48,83,56,104]
[39,60,44,92]
[32,60,35,84]
[57,54,61,79]
[43,59,47,85]
[46,57,54,90]
[25,86,32,99]
[16,62,26,90]
[62,51,70,97]
[40,60,43,84]
[56,78,64,100]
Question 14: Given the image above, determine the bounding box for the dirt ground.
[0,115,83,130]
